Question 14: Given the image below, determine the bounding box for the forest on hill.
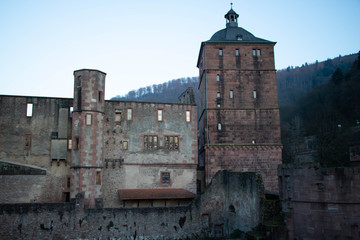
[111,54,357,106]
[281,54,360,167]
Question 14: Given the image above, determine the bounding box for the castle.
[0,7,281,208]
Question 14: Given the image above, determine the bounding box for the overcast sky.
[1,0,359,99]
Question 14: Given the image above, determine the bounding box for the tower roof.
[206,6,273,44]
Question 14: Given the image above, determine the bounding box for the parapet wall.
[0,170,264,239]
[278,164,360,240]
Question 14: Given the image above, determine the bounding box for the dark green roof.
[207,27,272,43]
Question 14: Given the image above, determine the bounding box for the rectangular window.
[257,49,261,56]
[161,172,170,185]
[217,92,221,98]
[144,135,158,150]
[123,141,128,150]
[253,90,257,99]
[96,171,101,185]
[23,134,32,149]
[26,103,33,117]
[216,74,220,82]
[252,49,256,56]
[217,123,222,131]
[73,137,80,150]
[115,111,122,122]
[127,108,133,120]
[69,107,73,118]
[219,49,223,56]
[86,114,92,125]
[165,136,179,150]
[157,109,163,122]
[235,49,239,56]
[98,91,103,102]
[230,90,233,99]
[185,110,191,122]
[68,139,72,150]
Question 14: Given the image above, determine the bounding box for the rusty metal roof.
[118,188,197,200]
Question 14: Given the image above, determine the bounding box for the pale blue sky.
[0,0,359,99]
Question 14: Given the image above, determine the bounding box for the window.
[69,107,73,118]
[23,134,32,149]
[216,74,220,82]
[253,49,261,56]
[161,172,170,185]
[253,90,257,99]
[185,110,191,122]
[217,92,221,98]
[235,49,239,56]
[127,108,133,120]
[165,136,179,150]
[157,109,163,122]
[115,111,122,122]
[68,139,72,150]
[230,90,233,99]
[26,103,33,117]
[86,114,92,125]
[98,91,103,103]
[73,137,80,150]
[123,141,128,150]
[96,171,101,185]
[236,35,243,40]
[219,49,223,56]
[217,104,221,108]
[252,139,256,144]
[144,135,158,150]
[217,123,222,131]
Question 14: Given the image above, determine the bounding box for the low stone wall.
[279,164,360,240]
[0,170,264,239]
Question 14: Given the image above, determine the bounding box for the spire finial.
[230,2,233,9]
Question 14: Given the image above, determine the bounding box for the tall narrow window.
[123,141,128,150]
[235,49,239,56]
[219,49,223,56]
[98,91,103,103]
[26,103,33,117]
[96,171,101,185]
[257,49,261,56]
[217,92,221,98]
[127,108,133,120]
[68,139,72,150]
[74,137,80,150]
[252,49,256,56]
[69,107,73,118]
[161,172,170,185]
[157,109,163,122]
[115,111,122,122]
[230,90,233,99]
[217,123,222,131]
[253,90,257,99]
[23,134,32,149]
[186,110,191,122]
[216,74,220,82]
[86,114,92,125]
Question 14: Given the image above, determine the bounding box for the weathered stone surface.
[279,164,360,239]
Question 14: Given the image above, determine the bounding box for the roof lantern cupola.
[225,3,239,28]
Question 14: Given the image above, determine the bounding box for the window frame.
[161,171,171,185]
[235,49,239,56]
[219,49,223,56]
[164,136,179,151]
[230,90,234,99]
[122,141,128,150]
[217,123,222,131]
[127,108,133,121]
[26,103,33,117]
[143,135,158,150]
[85,114,92,125]
[185,110,191,122]
[157,109,163,122]
[23,133,32,149]
[216,74,220,82]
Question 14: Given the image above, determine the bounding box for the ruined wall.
[0,95,72,203]
[0,171,264,239]
[279,164,360,239]
[103,101,198,207]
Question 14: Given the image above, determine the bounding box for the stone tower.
[70,69,106,208]
[197,7,282,192]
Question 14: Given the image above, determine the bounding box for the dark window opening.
[161,172,170,185]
